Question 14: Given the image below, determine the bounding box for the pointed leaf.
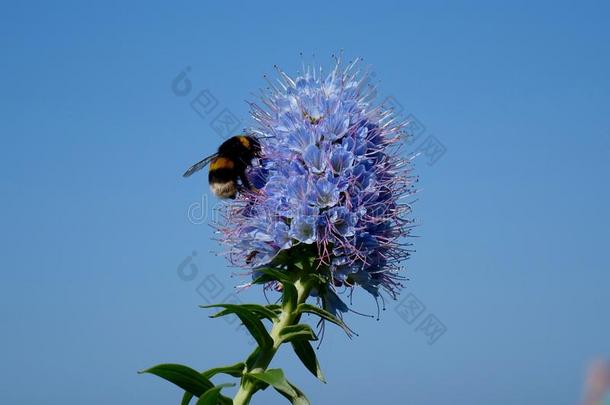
[205,303,277,322]
[195,383,234,405]
[249,369,310,404]
[202,362,245,379]
[252,267,291,284]
[184,390,233,405]
[248,369,296,397]
[279,324,317,342]
[219,396,233,405]
[251,274,275,285]
[181,392,193,405]
[274,381,310,405]
[237,304,279,321]
[139,364,213,396]
[200,304,273,349]
[245,347,261,369]
[218,396,233,405]
[180,364,243,405]
[291,340,325,382]
[296,304,352,335]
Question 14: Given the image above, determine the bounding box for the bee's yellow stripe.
[237,136,250,149]
[210,157,234,170]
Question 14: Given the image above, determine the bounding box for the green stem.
[233,272,314,405]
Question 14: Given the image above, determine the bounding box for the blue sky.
[1,1,609,404]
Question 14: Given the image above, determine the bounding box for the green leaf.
[264,303,281,310]
[275,381,310,405]
[219,396,233,405]
[139,364,213,397]
[245,347,261,369]
[207,304,277,322]
[265,304,282,317]
[204,302,278,322]
[282,282,298,309]
[195,383,235,405]
[251,274,274,285]
[179,364,242,405]
[279,324,317,343]
[218,396,233,405]
[291,340,325,383]
[249,369,310,405]
[251,267,291,284]
[238,304,279,321]
[202,362,245,379]
[296,304,352,336]
[200,304,273,349]
[181,392,193,405]
[248,369,296,397]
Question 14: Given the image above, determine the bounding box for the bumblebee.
[183,135,261,198]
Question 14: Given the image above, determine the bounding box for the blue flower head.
[216,57,416,315]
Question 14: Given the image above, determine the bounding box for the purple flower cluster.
[216,58,416,312]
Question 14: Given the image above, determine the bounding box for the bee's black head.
[248,136,261,155]
[218,135,261,159]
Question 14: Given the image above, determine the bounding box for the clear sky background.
[1,1,609,404]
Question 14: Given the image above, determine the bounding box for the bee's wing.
[182,153,218,177]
